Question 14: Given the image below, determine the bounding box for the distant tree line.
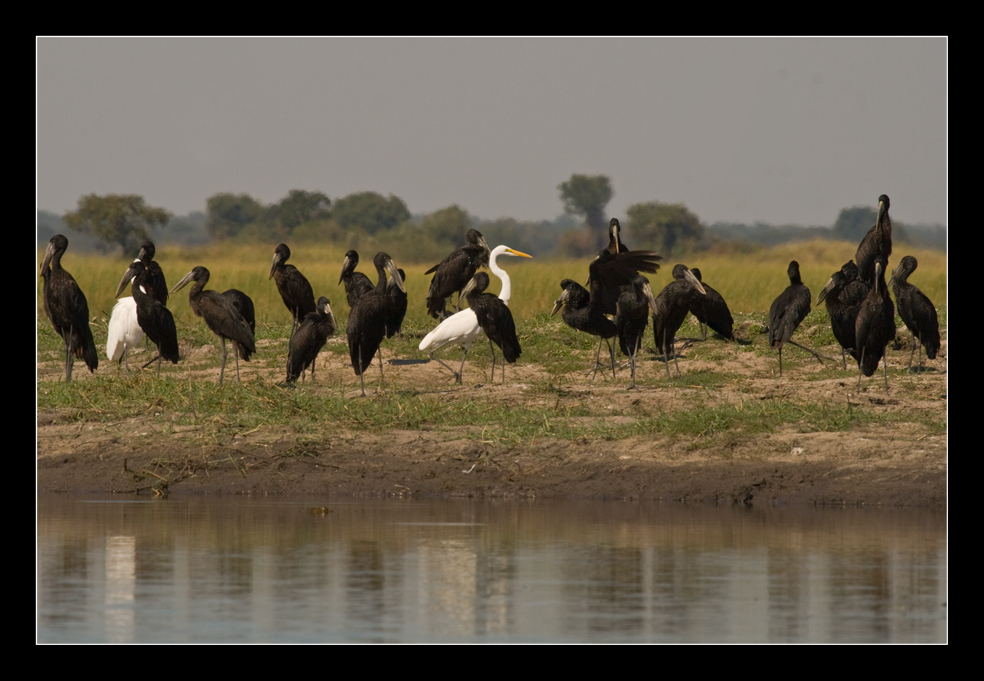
[42,178,946,259]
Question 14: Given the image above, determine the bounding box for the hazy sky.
[37,38,947,228]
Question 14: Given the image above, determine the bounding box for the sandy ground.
[37,323,947,507]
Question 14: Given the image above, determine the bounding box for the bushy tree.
[421,205,472,246]
[333,192,410,235]
[625,201,705,255]
[271,190,331,231]
[558,174,613,252]
[206,193,265,240]
[832,206,878,243]
[64,194,171,256]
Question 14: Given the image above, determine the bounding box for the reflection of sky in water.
[37,496,947,643]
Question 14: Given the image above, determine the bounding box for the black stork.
[855,194,892,285]
[688,268,734,341]
[386,268,408,339]
[339,250,374,309]
[286,297,337,384]
[461,271,522,383]
[346,252,405,396]
[39,234,98,381]
[419,245,531,384]
[855,255,896,392]
[615,275,659,389]
[269,243,315,337]
[651,264,707,379]
[816,260,870,369]
[425,229,491,319]
[889,255,940,371]
[170,266,256,385]
[768,260,823,376]
[136,241,168,306]
[552,249,657,380]
[585,222,661,316]
[115,258,179,375]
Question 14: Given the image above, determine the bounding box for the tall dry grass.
[38,239,947,333]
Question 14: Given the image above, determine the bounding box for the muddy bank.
[37,413,946,506]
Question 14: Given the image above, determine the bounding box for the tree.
[205,193,265,240]
[271,190,332,232]
[332,192,410,235]
[63,194,171,256]
[558,174,614,251]
[421,205,472,246]
[625,201,705,255]
[832,206,878,243]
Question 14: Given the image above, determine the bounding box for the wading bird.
[768,260,822,376]
[425,229,491,319]
[688,268,734,341]
[339,250,374,309]
[615,275,659,389]
[115,259,179,375]
[855,255,896,392]
[651,264,707,379]
[889,255,940,371]
[106,296,143,370]
[855,194,892,285]
[347,253,406,396]
[462,272,522,383]
[40,234,98,381]
[816,260,870,369]
[586,230,661,316]
[270,243,315,338]
[136,241,168,306]
[286,297,337,384]
[386,268,408,338]
[170,266,255,385]
[419,245,532,383]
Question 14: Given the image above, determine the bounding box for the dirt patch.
[37,333,947,506]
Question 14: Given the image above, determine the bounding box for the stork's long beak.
[385,258,406,293]
[114,262,141,298]
[269,251,283,280]
[684,268,706,295]
[643,281,659,316]
[40,241,56,276]
[551,289,570,316]
[339,255,352,285]
[817,275,836,305]
[170,270,196,294]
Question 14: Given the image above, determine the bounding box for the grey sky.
[37,38,947,228]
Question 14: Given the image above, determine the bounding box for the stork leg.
[376,347,384,394]
[488,339,499,383]
[358,347,367,397]
[219,337,227,386]
[588,337,605,382]
[628,336,640,390]
[663,329,672,380]
[882,348,889,393]
[233,341,242,383]
[786,340,827,366]
[778,345,783,377]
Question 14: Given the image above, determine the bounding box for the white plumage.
[419,245,530,382]
[106,296,144,369]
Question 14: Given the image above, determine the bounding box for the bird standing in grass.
[115,258,179,375]
[651,264,707,379]
[171,266,255,385]
[688,268,734,341]
[339,250,375,310]
[889,255,940,371]
[270,243,315,338]
[768,260,822,377]
[40,234,98,381]
[347,252,405,396]
[855,255,896,392]
[420,245,531,383]
[425,229,491,319]
[287,297,337,384]
[816,260,870,370]
[616,275,659,389]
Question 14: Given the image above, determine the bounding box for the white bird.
[106,297,144,370]
[419,245,531,383]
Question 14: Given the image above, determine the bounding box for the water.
[37,495,946,643]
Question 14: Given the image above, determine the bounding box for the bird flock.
[39,195,942,394]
